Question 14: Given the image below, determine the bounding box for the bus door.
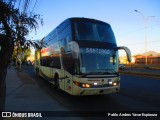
[64,70,73,94]
[50,64,55,85]
[62,53,75,94]
[50,54,62,85]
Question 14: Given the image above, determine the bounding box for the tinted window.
[62,53,75,74]
[41,56,61,69]
[50,55,61,69]
[79,48,118,74]
[74,21,116,43]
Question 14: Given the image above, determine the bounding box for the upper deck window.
[74,21,116,43]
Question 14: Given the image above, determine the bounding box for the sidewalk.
[5,66,67,111]
[4,66,82,120]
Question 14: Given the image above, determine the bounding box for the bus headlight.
[73,81,91,88]
[82,84,91,88]
[109,81,112,85]
[112,81,119,86]
[113,82,117,86]
[94,82,98,85]
[73,81,81,87]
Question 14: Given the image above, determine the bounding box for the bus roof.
[42,17,111,41]
[65,17,111,26]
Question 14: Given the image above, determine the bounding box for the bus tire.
[55,74,59,89]
[36,68,41,78]
[35,68,38,74]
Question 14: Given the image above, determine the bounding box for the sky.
[26,0,160,56]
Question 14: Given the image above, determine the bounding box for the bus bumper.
[73,84,120,96]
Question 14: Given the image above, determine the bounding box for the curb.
[119,71,160,78]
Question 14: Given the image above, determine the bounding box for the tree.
[22,48,31,62]
[0,0,43,112]
[12,46,31,61]
[12,46,31,66]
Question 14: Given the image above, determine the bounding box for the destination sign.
[85,48,111,55]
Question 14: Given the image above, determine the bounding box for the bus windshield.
[79,48,118,75]
[74,21,116,43]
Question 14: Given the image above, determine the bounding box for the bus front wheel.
[36,67,41,78]
[55,74,59,89]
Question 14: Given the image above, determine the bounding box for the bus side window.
[62,53,75,74]
[50,56,61,69]
[50,60,54,67]
[66,36,71,51]
[62,38,67,50]
[40,58,43,66]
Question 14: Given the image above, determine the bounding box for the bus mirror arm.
[116,46,132,63]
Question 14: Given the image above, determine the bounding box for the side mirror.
[68,41,79,59]
[116,46,131,62]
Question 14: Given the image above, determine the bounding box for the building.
[135,56,160,64]
[119,56,135,64]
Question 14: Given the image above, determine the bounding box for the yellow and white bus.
[34,17,131,96]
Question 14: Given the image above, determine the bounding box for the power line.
[13,0,16,7]
[32,0,37,13]
[117,23,160,37]
[22,0,27,14]
[27,0,33,12]
[124,40,160,46]
[18,0,22,10]
[25,0,30,13]
[22,0,30,14]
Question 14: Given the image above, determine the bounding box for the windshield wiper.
[97,69,117,74]
[87,71,113,75]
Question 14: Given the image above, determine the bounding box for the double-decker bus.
[34,17,131,96]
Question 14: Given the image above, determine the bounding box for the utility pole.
[135,10,155,64]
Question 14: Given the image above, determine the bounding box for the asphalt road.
[21,66,160,113]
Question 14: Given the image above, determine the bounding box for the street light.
[135,10,155,64]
